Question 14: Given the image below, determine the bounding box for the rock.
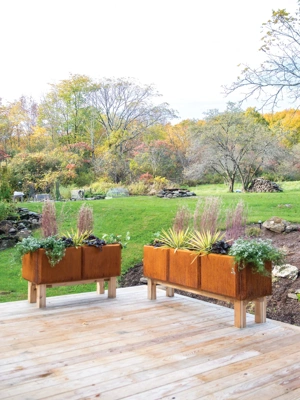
[0,208,41,252]
[16,229,32,240]
[263,217,288,233]
[157,188,197,199]
[285,224,299,233]
[273,264,299,281]
[287,293,298,300]
[0,221,14,235]
[0,237,18,250]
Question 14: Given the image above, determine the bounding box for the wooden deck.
[1,286,300,399]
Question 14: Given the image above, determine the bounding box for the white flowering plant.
[228,238,285,275]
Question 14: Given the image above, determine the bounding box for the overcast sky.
[0,0,298,121]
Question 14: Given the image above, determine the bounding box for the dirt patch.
[120,226,300,327]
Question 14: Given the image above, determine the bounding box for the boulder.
[263,217,288,233]
[273,264,299,281]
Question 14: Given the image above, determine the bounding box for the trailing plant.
[188,230,225,255]
[15,236,66,267]
[229,238,286,275]
[41,200,58,238]
[158,228,190,252]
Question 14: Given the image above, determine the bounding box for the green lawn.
[1,182,299,303]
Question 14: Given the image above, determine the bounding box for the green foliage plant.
[15,236,66,267]
[102,232,130,248]
[0,202,17,221]
[127,181,148,195]
[229,238,286,275]
[158,228,190,252]
[188,230,225,255]
[245,226,262,237]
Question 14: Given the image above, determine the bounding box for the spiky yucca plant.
[158,228,191,252]
[188,230,225,255]
[63,229,91,248]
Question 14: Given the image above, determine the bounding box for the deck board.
[1,286,300,399]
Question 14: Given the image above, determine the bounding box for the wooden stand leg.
[234,300,246,328]
[97,279,105,294]
[166,287,174,297]
[147,278,156,300]
[108,277,117,298]
[28,282,37,303]
[254,297,267,324]
[36,284,46,308]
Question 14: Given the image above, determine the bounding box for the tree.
[226,4,300,110]
[264,109,300,146]
[87,78,177,182]
[39,74,93,145]
[185,104,286,192]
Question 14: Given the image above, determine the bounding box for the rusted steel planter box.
[82,244,121,279]
[143,246,170,282]
[22,247,82,284]
[201,253,272,300]
[143,246,200,289]
[22,245,122,308]
[168,249,200,289]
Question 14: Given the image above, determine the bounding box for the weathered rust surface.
[22,247,82,284]
[82,244,121,279]
[143,246,169,281]
[168,249,200,289]
[201,254,272,300]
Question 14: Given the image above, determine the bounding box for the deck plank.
[0,286,300,399]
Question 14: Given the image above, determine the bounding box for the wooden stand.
[28,277,117,308]
[147,278,267,329]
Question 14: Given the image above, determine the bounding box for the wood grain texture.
[1,286,300,399]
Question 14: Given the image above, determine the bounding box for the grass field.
[1,181,299,303]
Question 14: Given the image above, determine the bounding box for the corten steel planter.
[143,246,170,282]
[168,249,200,289]
[22,247,82,284]
[200,253,272,300]
[82,244,121,279]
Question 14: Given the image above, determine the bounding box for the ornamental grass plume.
[225,200,248,241]
[77,203,94,235]
[41,200,58,238]
[193,197,222,235]
[173,205,191,232]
